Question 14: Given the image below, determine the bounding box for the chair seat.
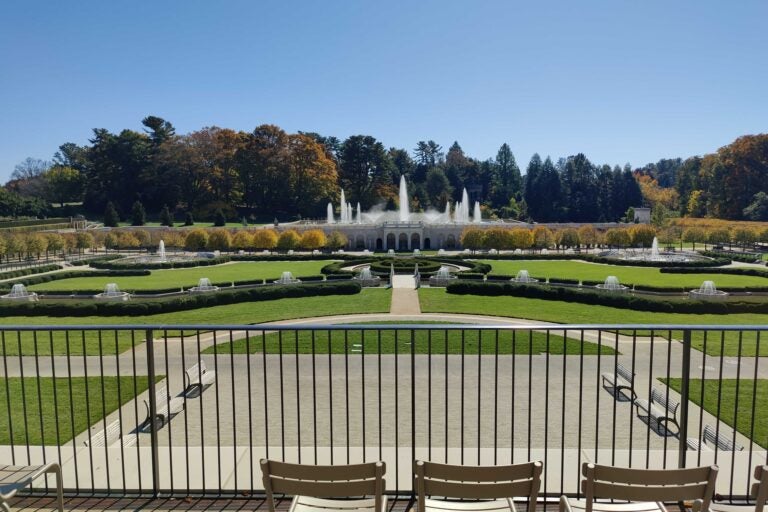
[290,495,388,512]
[562,498,668,512]
[710,504,755,512]
[422,497,517,512]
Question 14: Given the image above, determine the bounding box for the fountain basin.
[274,272,301,285]
[94,283,131,301]
[189,277,220,294]
[1,284,38,302]
[429,266,458,287]
[689,280,729,300]
[595,276,629,293]
[352,266,381,287]
[512,270,539,284]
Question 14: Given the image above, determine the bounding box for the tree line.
[1,116,643,223]
[3,116,766,222]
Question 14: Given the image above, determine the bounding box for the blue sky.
[0,1,766,182]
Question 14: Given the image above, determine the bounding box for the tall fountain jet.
[327,202,334,224]
[473,201,482,223]
[399,175,409,222]
[356,202,361,224]
[340,190,348,223]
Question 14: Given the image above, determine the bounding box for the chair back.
[260,459,385,512]
[581,463,718,512]
[753,465,768,512]
[414,460,543,512]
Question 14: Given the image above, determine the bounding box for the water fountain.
[1,283,38,302]
[158,240,167,263]
[429,265,458,287]
[399,175,410,222]
[607,236,705,263]
[274,271,301,285]
[353,266,381,287]
[327,203,334,224]
[596,276,629,293]
[413,249,420,256]
[513,270,539,284]
[473,202,482,223]
[437,249,446,255]
[689,280,729,300]
[94,283,131,301]
[189,277,219,294]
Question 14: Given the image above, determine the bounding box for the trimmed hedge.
[660,266,768,278]
[0,281,362,317]
[0,269,151,290]
[68,255,123,266]
[91,255,232,269]
[474,252,729,268]
[445,281,768,315]
[233,278,265,286]
[701,250,760,263]
[0,264,61,280]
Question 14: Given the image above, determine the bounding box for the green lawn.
[0,376,151,445]
[419,288,768,356]
[479,259,768,288]
[665,378,767,449]
[27,261,337,292]
[204,325,612,355]
[0,289,391,355]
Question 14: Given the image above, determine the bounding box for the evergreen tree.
[131,200,146,226]
[184,211,194,226]
[104,201,120,227]
[159,204,174,227]
[490,143,522,209]
[213,208,227,227]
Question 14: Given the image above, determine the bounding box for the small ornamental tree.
[252,229,278,251]
[629,224,656,248]
[577,225,598,248]
[184,229,209,251]
[532,226,554,251]
[208,229,232,251]
[131,200,146,226]
[460,227,485,252]
[557,228,580,250]
[509,228,533,251]
[213,208,227,227]
[276,230,301,251]
[104,202,119,227]
[159,205,174,227]
[184,212,194,226]
[231,230,254,251]
[327,230,347,250]
[604,228,631,248]
[300,229,327,250]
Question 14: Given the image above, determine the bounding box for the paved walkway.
[389,275,421,314]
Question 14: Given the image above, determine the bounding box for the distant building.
[633,207,651,223]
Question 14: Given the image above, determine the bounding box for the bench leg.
[1,499,10,512]
[52,464,64,512]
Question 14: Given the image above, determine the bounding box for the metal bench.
[634,388,680,433]
[0,463,63,512]
[184,361,216,397]
[142,386,184,430]
[601,363,636,400]
[84,419,137,448]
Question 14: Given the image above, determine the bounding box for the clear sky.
[1,0,766,182]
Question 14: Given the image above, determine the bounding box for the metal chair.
[260,459,386,512]
[414,460,543,512]
[0,463,63,512]
[712,465,768,512]
[560,463,718,512]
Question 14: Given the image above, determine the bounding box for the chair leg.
[53,465,64,512]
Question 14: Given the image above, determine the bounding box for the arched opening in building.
[398,233,408,250]
[410,233,420,250]
[376,238,383,251]
[355,235,365,249]
[446,234,456,249]
[386,234,396,250]
[424,237,431,250]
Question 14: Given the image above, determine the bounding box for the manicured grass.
[0,376,151,445]
[665,378,767,449]
[0,289,391,355]
[419,288,768,356]
[27,261,336,292]
[204,324,612,355]
[479,260,768,288]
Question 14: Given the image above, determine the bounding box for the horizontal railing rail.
[0,324,765,502]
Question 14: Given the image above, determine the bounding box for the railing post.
[678,329,692,469]
[145,328,161,496]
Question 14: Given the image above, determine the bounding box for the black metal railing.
[0,324,766,501]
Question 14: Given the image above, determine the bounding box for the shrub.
[208,229,232,251]
[131,201,146,226]
[159,205,174,227]
[213,208,227,227]
[327,231,347,250]
[231,230,254,251]
[300,229,327,250]
[184,212,194,226]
